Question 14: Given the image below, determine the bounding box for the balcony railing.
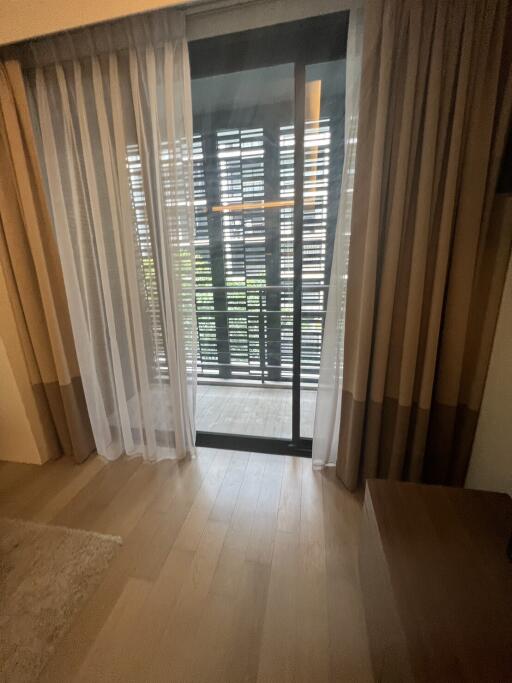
[195,283,329,385]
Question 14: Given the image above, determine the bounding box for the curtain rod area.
[185,0,357,41]
[1,0,357,62]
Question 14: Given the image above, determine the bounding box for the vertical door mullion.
[292,61,306,444]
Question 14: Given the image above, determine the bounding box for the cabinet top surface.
[364,480,512,681]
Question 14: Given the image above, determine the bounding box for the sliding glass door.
[190,13,348,456]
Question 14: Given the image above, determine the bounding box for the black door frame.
[190,12,349,457]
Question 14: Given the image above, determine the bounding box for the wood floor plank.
[208,450,249,523]
[91,458,173,537]
[257,529,301,683]
[0,459,56,517]
[174,450,233,552]
[129,450,219,580]
[277,455,303,534]
[295,462,330,683]
[1,447,373,683]
[52,456,142,530]
[191,455,270,682]
[196,385,316,439]
[178,590,237,683]
[253,456,303,682]
[219,558,272,683]
[38,452,218,682]
[322,469,373,682]
[98,545,196,682]
[75,577,152,683]
[0,461,37,496]
[245,454,285,565]
[149,519,229,682]
[33,457,107,524]
[209,451,267,598]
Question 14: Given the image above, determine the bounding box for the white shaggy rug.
[0,518,121,682]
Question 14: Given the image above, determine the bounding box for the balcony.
[196,283,328,383]
[195,282,325,439]
[196,384,316,439]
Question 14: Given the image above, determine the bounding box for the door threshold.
[196,431,312,457]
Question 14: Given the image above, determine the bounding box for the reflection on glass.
[192,64,295,439]
[301,60,346,438]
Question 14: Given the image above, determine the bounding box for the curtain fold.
[0,60,94,463]
[312,9,363,469]
[337,0,512,490]
[27,10,197,462]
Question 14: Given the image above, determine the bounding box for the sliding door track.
[196,431,312,458]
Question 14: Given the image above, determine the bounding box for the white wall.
[0,0,193,46]
[0,336,43,464]
[0,0,353,46]
[0,264,51,464]
[466,247,512,496]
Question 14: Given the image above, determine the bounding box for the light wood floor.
[197,385,317,439]
[0,449,373,682]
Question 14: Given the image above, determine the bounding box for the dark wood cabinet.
[360,480,512,682]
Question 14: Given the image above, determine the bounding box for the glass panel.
[192,64,295,438]
[300,60,346,438]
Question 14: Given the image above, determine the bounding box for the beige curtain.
[0,60,94,463]
[337,0,512,490]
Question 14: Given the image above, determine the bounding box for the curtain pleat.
[312,9,363,469]
[27,11,197,462]
[0,60,94,463]
[337,0,512,490]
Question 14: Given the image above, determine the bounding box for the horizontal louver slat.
[126,117,338,386]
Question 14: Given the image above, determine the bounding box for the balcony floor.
[197,384,317,439]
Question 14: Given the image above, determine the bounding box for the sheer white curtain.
[312,9,363,469]
[27,10,197,462]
